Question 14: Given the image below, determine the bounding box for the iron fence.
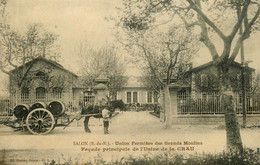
[177,92,260,114]
[2,91,260,116]
[0,99,12,115]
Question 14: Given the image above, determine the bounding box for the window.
[200,74,208,86]
[154,92,158,103]
[127,92,131,103]
[35,71,45,77]
[238,93,242,104]
[36,87,46,100]
[133,92,138,103]
[21,87,29,102]
[202,92,207,101]
[147,91,153,103]
[52,87,62,99]
[83,91,95,104]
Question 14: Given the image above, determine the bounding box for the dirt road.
[0,111,259,164]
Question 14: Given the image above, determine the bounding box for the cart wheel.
[26,108,55,135]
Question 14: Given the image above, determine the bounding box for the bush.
[44,148,260,165]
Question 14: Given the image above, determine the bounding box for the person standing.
[102,105,110,134]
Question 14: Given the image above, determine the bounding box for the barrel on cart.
[11,101,67,135]
[31,102,47,110]
[3,100,117,135]
[13,104,30,119]
[48,101,65,116]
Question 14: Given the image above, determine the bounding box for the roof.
[189,61,255,73]
[94,83,107,90]
[168,82,190,88]
[10,56,78,77]
[95,75,108,83]
[121,76,146,88]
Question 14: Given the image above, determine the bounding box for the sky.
[0,0,260,96]
[6,0,120,73]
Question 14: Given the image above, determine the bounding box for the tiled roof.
[189,61,255,72]
[10,56,78,77]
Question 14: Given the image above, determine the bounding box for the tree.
[116,0,260,153]
[0,1,60,89]
[75,41,127,100]
[115,13,198,126]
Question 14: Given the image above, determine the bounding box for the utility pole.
[237,0,246,128]
[240,38,246,128]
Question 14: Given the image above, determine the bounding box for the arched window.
[52,87,62,99]
[36,87,46,100]
[35,71,45,77]
[21,87,29,102]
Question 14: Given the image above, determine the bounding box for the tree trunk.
[219,65,243,153]
[163,84,172,128]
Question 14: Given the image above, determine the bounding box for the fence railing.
[0,92,96,115]
[0,99,12,115]
[177,92,260,115]
[2,91,260,116]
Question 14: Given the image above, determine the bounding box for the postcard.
[0,0,259,164]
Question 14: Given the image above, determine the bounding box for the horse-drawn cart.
[1,101,102,135]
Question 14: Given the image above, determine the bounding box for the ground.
[0,111,259,164]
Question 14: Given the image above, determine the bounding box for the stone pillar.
[165,83,181,126]
[159,88,165,122]
[94,75,109,106]
[95,87,108,105]
[169,88,178,124]
[160,82,180,125]
[191,73,196,99]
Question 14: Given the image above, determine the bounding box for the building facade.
[116,76,159,106]
[9,57,108,111]
[183,61,255,95]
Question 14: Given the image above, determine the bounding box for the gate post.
[160,87,166,122]
[169,87,178,124]
[94,75,109,105]
[160,83,180,126]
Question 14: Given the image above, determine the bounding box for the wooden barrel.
[13,104,30,119]
[31,102,47,110]
[48,101,65,116]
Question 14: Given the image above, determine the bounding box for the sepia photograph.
[0,0,259,164]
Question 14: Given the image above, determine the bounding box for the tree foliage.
[116,0,260,153]
[115,0,200,128]
[117,0,260,66]
[0,1,60,88]
[116,20,198,90]
[75,41,127,100]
